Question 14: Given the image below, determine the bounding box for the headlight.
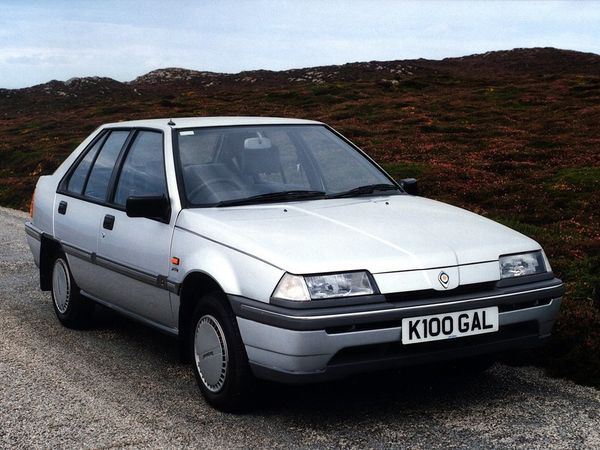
[499,251,548,278]
[272,271,376,301]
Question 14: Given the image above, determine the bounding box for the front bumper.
[230,277,563,383]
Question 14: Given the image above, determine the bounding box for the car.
[25,117,564,411]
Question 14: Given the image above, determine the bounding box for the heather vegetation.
[1,48,598,386]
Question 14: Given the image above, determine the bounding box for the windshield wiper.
[214,190,326,207]
[327,183,400,199]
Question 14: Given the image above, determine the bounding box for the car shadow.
[89,302,181,363]
[87,302,521,420]
[253,365,501,417]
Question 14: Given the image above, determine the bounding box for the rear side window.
[66,135,105,194]
[84,131,129,201]
[114,131,167,206]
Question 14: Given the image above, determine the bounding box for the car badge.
[438,271,450,288]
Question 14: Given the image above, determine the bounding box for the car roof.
[102,116,323,130]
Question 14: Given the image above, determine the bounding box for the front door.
[94,130,175,329]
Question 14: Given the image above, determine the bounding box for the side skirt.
[82,290,179,337]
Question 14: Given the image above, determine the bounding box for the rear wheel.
[51,252,94,328]
[190,292,254,412]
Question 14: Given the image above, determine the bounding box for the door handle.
[103,214,115,230]
[58,201,67,215]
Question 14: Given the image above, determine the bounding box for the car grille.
[384,281,497,303]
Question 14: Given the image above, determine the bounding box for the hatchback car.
[26,117,563,411]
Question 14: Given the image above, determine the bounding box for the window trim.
[171,123,402,209]
[82,130,133,202]
[108,129,170,214]
[58,129,109,194]
[57,127,170,222]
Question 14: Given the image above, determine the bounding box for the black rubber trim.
[229,278,564,331]
[61,241,180,294]
[24,222,43,241]
[61,242,91,262]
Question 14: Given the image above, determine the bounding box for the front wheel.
[190,292,254,412]
[51,252,94,328]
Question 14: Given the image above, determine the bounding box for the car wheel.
[51,251,94,328]
[190,292,254,412]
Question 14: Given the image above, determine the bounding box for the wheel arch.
[177,270,229,361]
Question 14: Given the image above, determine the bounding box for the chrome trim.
[243,285,563,321]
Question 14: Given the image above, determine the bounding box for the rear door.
[54,130,130,295]
[94,130,175,329]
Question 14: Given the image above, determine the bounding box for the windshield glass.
[175,124,397,206]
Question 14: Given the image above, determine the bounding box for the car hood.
[176,195,540,274]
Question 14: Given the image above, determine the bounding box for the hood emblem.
[438,271,450,288]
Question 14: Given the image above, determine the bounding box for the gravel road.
[1,206,598,449]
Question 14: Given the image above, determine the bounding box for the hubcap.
[194,315,229,393]
[52,258,71,314]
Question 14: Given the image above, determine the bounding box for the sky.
[1,0,599,89]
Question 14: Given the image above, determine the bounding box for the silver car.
[25,117,563,411]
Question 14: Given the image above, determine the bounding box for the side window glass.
[66,135,105,194]
[114,131,167,206]
[84,131,129,201]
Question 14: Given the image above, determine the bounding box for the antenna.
[167,118,176,126]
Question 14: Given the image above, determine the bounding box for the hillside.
[0,47,599,386]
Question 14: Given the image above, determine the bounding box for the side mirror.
[399,178,419,196]
[126,194,171,222]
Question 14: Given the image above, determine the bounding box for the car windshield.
[175,124,399,206]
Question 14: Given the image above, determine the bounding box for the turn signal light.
[171,256,180,266]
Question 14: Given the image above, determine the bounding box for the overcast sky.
[1,0,598,88]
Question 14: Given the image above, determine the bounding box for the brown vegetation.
[1,47,598,386]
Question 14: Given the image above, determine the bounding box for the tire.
[190,292,254,412]
[51,251,94,329]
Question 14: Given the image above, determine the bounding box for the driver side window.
[114,131,167,206]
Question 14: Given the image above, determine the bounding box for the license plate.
[401,307,499,345]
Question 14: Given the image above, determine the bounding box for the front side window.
[84,131,129,201]
[114,131,167,206]
[175,125,396,206]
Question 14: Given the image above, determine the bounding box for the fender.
[170,226,284,303]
